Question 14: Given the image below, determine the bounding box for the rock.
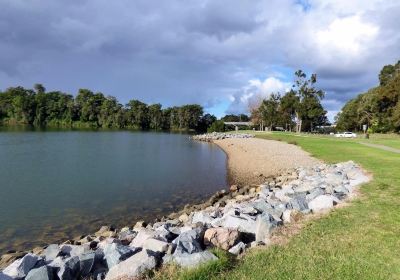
[104,250,156,280]
[306,187,325,201]
[288,194,308,212]
[129,229,155,248]
[178,213,189,223]
[212,215,256,234]
[255,213,276,242]
[60,244,90,257]
[230,185,238,192]
[134,220,147,229]
[172,251,218,268]
[191,211,214,225]
[308,195,335,212]
[203,228,240,250]
[143,238,170,253]
[78,252,96,276]
[0,251,26,270]
[95,226,116,238]
[43,244,60,262]
[173,228,204,255]
[0,272,13,280]
[25,265,55,280]
[228,241,246,255]
[51,256,80,280]
[2,253,39,279]
[103,243,136,269]
[282,209,293,224]
[249,199,272,213]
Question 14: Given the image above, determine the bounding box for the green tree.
[291,70,325,132]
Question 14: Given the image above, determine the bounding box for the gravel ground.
[214,138,320,185]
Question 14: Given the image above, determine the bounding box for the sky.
[0,0,399,120]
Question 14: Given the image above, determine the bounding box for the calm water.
[0,129,228,253]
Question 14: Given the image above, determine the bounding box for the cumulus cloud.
[226,77,291,114]
[0,0,399,119]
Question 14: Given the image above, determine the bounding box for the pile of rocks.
[0,161,369,280]
[191,132,254,142]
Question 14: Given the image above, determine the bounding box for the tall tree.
[291,70,325,132]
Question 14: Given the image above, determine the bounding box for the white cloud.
[226,76,291,114]
[315,15,378,55]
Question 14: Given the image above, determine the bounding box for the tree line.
[0,85,217,132]
[251,70,329,132]
[336,60,400,133]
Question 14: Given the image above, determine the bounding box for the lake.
[0,129,228,254]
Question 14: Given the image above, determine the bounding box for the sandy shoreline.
[214,138,320,185]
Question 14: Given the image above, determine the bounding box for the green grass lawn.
[154,132,400,280]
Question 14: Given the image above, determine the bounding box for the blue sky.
[0,0,399,120]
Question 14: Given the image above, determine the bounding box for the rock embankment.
[0,161,370,280]
[191,132,254,142]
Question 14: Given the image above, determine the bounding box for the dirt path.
[214,138,320,185]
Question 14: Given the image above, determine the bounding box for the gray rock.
[308,195,335,212]
[43,245,60,262]
[172,251,218,268]
[143,238,170,253]
[2,253,39,279]
[228,242,246,255]
[288,194,308,212]
[212,215,256,234]
[129,229,155,248]
[191,211,214,225]
[103,243,136,269]
[104,250,156,280]
[154,224,177,242]
[55,256,80,280]
[0,272,13,280]
[306,187,325,201]
[118,230,137,245]
[249,199,272,213]
[173,228,204,255]
[255,213,276,242]
[78,252,96,277]
[60,244,89,257]
[25,266,55,280]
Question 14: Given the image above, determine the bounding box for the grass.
[153,131,400,280]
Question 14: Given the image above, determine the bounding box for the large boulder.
[212,215,256,234]
[172,251,218,268]
[103,243,137,269]
[129,229,156,248]
[104,250,156,280]
[191,211,214,225]
[2,253,39,279]
[203,228,240,250]
[255,213,277,242]
[0,272,13,280]
[308,195,335,212]
[288,194,308,212]
[43,244,60,262]
[25,265,55,280]
[60,244,90,257]
[143,238,170,253]
[173,228,204,255]
[49,256,80,280]
[78,252,96,277]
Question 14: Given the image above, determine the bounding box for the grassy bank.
[155,132,400,280]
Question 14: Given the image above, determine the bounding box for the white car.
[335,132,357,138]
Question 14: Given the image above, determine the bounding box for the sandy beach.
[214,138,320,185]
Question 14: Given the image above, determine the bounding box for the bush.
[208,120,225,132]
